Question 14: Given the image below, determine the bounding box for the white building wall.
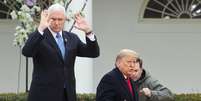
[93,0,201,93]
[0,20,28,93]
[1,0,201,94]
[0,0,94,93]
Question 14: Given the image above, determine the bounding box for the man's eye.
[51,18,64,21]
[58,18,63,21]
[51,18,56,21]
[127,61,132,63]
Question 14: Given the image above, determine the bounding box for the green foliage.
[77,93,95,101]
[0,93,96,101]
[174,93,201,101]
[1,93,201,101]
[0,93,27,101]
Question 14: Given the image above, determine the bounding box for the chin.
[52,28,62,32]
[132,78,138,81]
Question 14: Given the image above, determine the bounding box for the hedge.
[0,93,96,101]
[0,93,201,101]
[174,93,201,101]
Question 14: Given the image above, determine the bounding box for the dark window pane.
[143,0,201,19]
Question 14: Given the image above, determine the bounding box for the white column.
[64,0,93,93]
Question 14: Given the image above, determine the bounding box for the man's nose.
[130,62,135,67]
[55,20,59,25]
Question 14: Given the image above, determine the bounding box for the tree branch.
[69,0,88,32]
[65,0,73,12]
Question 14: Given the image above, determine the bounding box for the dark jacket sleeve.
[96,74,116,101]
[22,30,44,57]
[76,35,100,58]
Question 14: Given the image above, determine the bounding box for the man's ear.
[115,60,121,67]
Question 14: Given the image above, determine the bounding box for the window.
[0,0,20,19]
[142,0,201,19]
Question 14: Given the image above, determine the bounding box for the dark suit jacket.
[96,68,137,101]
[22,28,99,101]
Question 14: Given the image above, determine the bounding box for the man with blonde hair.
[96,49,139,101]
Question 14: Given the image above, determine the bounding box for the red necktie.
[126,78,134,96]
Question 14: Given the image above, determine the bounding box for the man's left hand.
[74,13,92,34]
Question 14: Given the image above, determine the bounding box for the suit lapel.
[62,31,71,61]
[44,29,64,62]
[115,68,134,100]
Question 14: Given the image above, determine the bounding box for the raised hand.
[74,13,92,34]
[38,10,51,32]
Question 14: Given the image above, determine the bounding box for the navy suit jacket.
[96,68,137,101]
[22,28,99,101]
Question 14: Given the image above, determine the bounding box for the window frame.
[138,0,201,24]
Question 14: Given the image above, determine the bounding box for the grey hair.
[48,3,65,15]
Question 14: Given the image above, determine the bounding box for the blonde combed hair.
[115,49,139,66]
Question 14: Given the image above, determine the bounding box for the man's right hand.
[140,88,151,97]
[38,10,51,32]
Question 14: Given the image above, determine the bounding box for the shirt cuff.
[86,32,95,41]
[38,28,44,35]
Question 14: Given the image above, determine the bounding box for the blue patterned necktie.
[56,33,65,59]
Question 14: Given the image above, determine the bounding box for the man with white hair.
[22,3,99,101]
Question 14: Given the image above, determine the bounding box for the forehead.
[121,54,137,61]
[49,11,65,18]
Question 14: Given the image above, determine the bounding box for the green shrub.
[0,93,201,101]
[0,93,96,101]
[0,93,27,101]
[77,93,95,101]
[174,93,201,101]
